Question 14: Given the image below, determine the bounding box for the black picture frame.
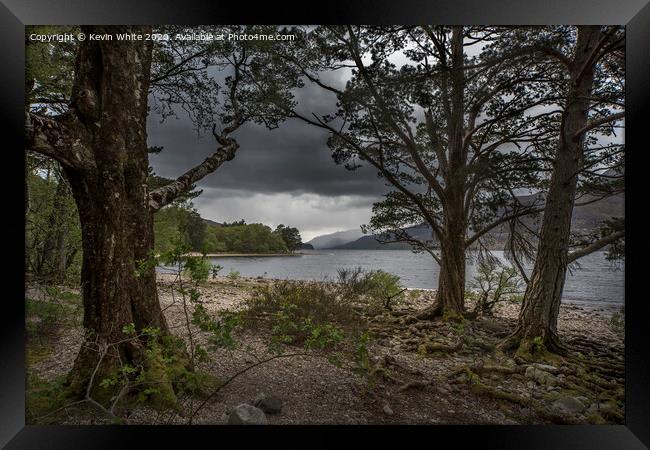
[1,1,647,448]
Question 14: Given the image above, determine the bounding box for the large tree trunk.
[419,193,467,319]
[416,28,468,320]
[434,225,466,317]
[58,26,188,406]
[506,26,602,356]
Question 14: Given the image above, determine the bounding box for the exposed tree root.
[379,355,423,376]
[447,362,525,379]
[469,382,530,406]
[397,380,430,392]
[418,339,464,354]
[415,302,444,320]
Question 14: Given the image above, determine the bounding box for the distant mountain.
[202,218,223,228]
[332,192,624,250]
[306,229,365,249]
[572,193,624,230]
[334,223,435,250]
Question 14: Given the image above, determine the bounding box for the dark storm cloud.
[144,66,389,239]
[147,108,388,199]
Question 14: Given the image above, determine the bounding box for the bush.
[609,307,624,334]
[337,267,405,312]
[227,269,241,280]
[182,256,211,283]
[241,280,363,351]
[469,257,523,315]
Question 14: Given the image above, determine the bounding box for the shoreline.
[183,252,304,258]
[154,272,623,318]
[26,275,624,425]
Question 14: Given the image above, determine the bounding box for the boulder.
[253,393,283,414]
[228,404,269,425]
[525,366,557,386]
[552,396,586,415]
[383,404,394,416]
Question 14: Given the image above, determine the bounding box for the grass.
[26,286,83,339]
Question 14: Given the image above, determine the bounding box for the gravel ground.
[25,275,625,425]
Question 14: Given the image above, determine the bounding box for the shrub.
[182,256,211,283]
[227,269,241,280]
[469,257,523,315]
[336,267,405,312]
[609,307,624,334]
[240,280,363,351]
[211,264,223,279]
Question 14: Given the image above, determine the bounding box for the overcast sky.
[146,89,390,242]
[145,30,622,243]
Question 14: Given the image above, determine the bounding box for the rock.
[383,404,394,416]
[525,366,557,386]
[253,393,283,414]
[228,404,269,425]
[532,363,560,374]
[552,396,586,415]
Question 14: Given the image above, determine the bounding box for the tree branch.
[465,205,545,249]
[148,131,239,212]
[567,230,624,263]
[573,112,625,139]
[25,112,90,170]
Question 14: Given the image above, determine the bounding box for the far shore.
[183,251,305,258]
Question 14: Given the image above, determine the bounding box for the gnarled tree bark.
[27,26,183,406]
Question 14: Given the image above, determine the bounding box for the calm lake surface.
[161,249,624,315]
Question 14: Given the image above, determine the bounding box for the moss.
[542,391,562,402]
[515,338,564,365]
[26,374,71,423]
[418,339,461,355]
[599,400,624,422]
[26,343,52,365]
[442,310,465,324]
[141,345,179,411]
[586,412,607,424]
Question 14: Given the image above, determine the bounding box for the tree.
[271,26,559,318]
[503,26,625,355]
[25,157,81,284]
[275,224,303,252]
[25,25,297,404]
[206,223,288,254]
[25,26,80,283]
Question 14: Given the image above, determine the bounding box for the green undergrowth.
[26,286,83,337]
